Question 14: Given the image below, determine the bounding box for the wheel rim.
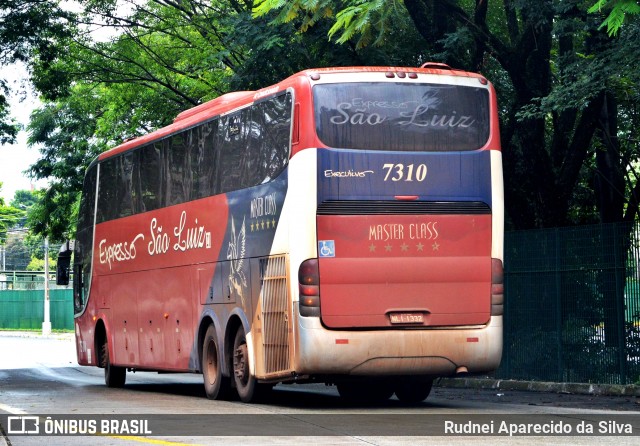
[233,342,249,387]
[205,338,218,386]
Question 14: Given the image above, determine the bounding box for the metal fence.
[498,222,640,385]
[0,271,69,290]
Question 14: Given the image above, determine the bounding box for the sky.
[0,63,47,203]
[0,5,123,205]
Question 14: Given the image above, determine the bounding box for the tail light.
[491,258,504,316]
[299,259,320,317]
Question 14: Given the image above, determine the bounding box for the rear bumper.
[293,314,502,377]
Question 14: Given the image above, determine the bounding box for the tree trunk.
[594,92,627,356]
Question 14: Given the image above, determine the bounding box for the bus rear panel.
[290,70,503,383]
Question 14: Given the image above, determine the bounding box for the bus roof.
[97,64,487,162]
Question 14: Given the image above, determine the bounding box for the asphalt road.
[0,332,639,445]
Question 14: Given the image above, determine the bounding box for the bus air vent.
[420,62,452,70]
[259,255,292,376]
[317,200,490,216]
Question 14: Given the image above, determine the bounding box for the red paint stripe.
[467,337,479,343]
[335,339,349,344]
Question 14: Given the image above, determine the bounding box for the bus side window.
[118,152,135,218]
[138,143,162,212]
[97,158,118,223]
[218,111,250,193]
[74,165,97,314]
[168,132,190,205]
[192,119,218,199]
[246,105,264,186]
[256,93,292,183]
[246,93,292,186]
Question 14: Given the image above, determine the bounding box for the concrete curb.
[0,330,74,341]
[436,377,640,397]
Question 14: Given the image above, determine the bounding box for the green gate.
[0,289,74,330]
[498,223,640,385]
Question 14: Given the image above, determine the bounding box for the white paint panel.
[270,149,318,303]
[491,150,505,262]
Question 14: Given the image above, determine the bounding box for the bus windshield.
[314,82,490,152]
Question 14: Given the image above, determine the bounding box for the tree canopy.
[0,0,638,239]
[589,0,640,35]
[257,0,640,229]
[0,0,73,143]
[19,0,427,240]
[0,183,25,243]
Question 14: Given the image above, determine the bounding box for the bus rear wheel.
[101,339,126,388]
[232,327,273,402]
[394,377,433,403]
[232,327,256,402]
[337,379,394,403]
[202,324,229,399]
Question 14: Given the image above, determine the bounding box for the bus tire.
[232,327,256,402]
[394,377,433,403]
[337,379,394,403]
[202,324,228,400]
[102,339,126,388]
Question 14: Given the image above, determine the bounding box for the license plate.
[389,312,424,324]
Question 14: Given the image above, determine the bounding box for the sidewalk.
[436,376,640,397]
[0,330,74,340]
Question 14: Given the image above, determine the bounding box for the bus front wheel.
[101,339,126,388]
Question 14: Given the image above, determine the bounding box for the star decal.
[363,238,444,254]
[250,218,279,232]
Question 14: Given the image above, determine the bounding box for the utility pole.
[42,237,51,335]
[0,245,5,291]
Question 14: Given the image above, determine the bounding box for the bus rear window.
[314,82,490,152]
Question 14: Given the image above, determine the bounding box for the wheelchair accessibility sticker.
[318,240,336,258]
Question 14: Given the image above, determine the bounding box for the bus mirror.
[56,240,75,286]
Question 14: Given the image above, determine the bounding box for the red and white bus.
[57,64,504,403]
